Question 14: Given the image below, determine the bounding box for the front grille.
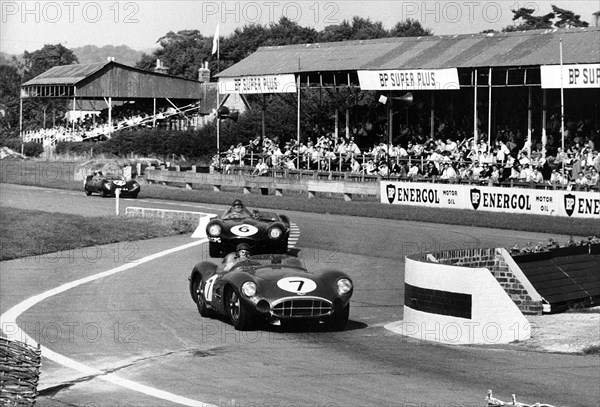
[272,297,333,318]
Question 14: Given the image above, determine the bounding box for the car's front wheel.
[85,190,92,196]
[225,288,253,331]
[192,277,212,317]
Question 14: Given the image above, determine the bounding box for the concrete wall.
[432,248,543,315]
[145,167,380,201]
[397,251,532,345]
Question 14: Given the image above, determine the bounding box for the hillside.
[71,44,147,66]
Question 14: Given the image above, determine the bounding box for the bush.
[0,137,44,157]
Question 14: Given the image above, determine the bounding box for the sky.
[1,0,598,55]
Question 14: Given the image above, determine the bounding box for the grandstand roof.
[217,27,600,77]
[21,61,205,100]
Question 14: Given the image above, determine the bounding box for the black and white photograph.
[1,1,599,406]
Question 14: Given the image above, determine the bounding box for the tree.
[22,43,78,81]
[552,5,589,28]
[317,16,388,42]
[389,19,433,37]
[0,64,21,134]
[503,7,555,31]
[503,5,590,31]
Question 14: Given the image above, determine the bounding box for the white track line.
[1,239,217,407]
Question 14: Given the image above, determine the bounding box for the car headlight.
[337,278,352,295]
[131,183,139,190]
[207,224,221,236]
[268,227,283,239]
[241,281,257,297]
[104,182,112,190]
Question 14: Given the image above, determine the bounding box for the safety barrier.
[145,166,380,201]
[0,338,42,405]
[125,207,216,238]
[386,248,534,345]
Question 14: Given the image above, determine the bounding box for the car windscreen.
[254,212,278,222]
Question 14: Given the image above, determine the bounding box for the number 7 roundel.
[277,277,317,294]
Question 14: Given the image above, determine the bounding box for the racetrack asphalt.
[1,183,599,407]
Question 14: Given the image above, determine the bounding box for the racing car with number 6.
[188,254,353,331]
[206,199,290,257]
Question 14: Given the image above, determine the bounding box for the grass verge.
[0,207,196,261]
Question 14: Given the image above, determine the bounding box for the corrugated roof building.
[217,27,600,78]
[21,61,205,100]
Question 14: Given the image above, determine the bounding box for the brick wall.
[432,248,543,315]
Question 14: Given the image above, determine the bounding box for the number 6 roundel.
[277,277,317,294]
[230,224,259,237]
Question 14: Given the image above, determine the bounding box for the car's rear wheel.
[327,304,349,331]
[192,276,212,317]
[225,288,253,331]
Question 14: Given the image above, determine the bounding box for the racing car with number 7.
[188,253,353,331]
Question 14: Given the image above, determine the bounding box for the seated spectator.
[350,157,361,173]
[407,162,421,178]
[519,163,534,181]
[439,163,457,180]
[588,167,599,186]
[573,171,590,188]
[531,167,544,183]
[549,168,569,187]
[489,165,501,184]
[252,159,269,176]
[425,161,439,178]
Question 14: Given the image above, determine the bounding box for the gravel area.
[518,308,600,354]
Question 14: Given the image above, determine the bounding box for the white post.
[430,93,435,139]
[473,69,478,145]
[542,89,547,159]
[115,188,121,215]
[527,87,532,160]
[488,67,492,147]
[296,75,301,168]
[559,39,565,153]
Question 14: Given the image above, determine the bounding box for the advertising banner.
[219,74,297,94]
[381,181,600,219]
[358,68,459,91]
[541,64,600,89]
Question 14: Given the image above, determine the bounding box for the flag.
[212,24,220,55]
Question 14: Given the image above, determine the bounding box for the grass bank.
[0,207,196,261]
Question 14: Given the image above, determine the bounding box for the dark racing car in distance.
[189,253,353,331]
[206,199,290,257]
[84,171,140,198]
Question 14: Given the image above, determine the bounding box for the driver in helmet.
[224,199,253,219]
[223,243,252,272]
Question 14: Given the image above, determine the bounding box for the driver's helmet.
[231,199,244,212]
[236,243,251,259]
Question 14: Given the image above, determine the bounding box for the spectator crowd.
[215,118,600,190]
